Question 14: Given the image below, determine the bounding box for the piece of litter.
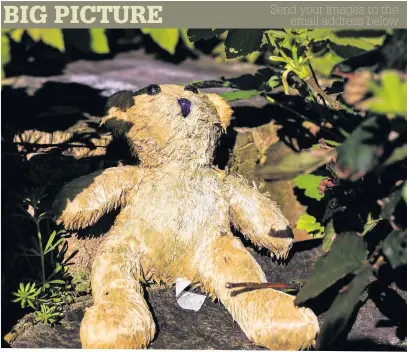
[176,278,206,312]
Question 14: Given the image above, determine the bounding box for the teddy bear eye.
[184,85,199,94]
[146,84,161,96]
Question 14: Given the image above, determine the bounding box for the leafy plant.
[11,187,74,324]
[141,28,193,54]
[188,28,407,348]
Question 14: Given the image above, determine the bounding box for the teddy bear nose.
[177,98,192,118]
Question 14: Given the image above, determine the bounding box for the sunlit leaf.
[89,28,109,54]
[141,28,179,55]
[294,174,324,200]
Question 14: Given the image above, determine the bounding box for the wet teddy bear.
[53,84,319,350]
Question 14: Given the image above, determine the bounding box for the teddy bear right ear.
[101,90,135,125]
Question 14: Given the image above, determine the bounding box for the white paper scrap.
[176,278,206,312]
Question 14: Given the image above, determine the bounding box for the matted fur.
[53,84,319,350]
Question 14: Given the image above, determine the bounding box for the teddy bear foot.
[80,300,156,349]
[249,305,319,350]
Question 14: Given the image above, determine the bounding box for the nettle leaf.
[219,90,261,102]
[257,148,336,180]
[295,232,367,304]
[316,266,372,349]
[141,28,180,55]
[296,214,325,237]
[294,174,324,201]
[89,28,109,54]
[366,71,407,118]
[224,29,264,59]
[187,29,227,42]
[380,188,403,221]
[336,115,390,181]
[383,230,407,269]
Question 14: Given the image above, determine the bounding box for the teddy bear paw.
[80,301,156,349]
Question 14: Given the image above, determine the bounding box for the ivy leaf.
[316,266,372,349]
[219,89,261,102]
[296,214,324,237]
[89,28,109,54]
[141,28,179,55]
[336,115,390,181]
[187,29,226,42]
[295,232,367,304]
[294,174,324,201]
[257,148,336,180]
[224,29,264,59]
[382,230,407,269]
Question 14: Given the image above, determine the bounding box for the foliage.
[11,187,74,325]
[141,28,193,54]
[1,28,110,77]
[188,28,407,348]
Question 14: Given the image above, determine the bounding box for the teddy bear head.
[102,84,233,168]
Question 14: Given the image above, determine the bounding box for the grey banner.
[1,1,406,28]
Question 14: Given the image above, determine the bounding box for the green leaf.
[403,182,407,204]
[141,28,179,55]
[336,115,390,181]
[257,148,336,180]
[224,29,264,59]
[366,71,407,118]
[380,188,403,221]
[382,230,407,269]
[316,265,372,349]
[295,232,367,304]
[36,29,64,51]
[296,214,324,237]
[218,89,261,102]
[187,29,226,42]
[1,34,10,78]
[179,29,194,50]
[294,174,324,201]
[322,221,337,252]
[89,28,109,54]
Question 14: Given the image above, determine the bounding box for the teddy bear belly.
[117,175,230,283]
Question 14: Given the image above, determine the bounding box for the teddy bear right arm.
[52,166,140,230]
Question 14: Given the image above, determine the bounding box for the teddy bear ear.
[205,93,233,131]
[100,90,135,129]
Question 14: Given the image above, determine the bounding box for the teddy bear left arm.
[225,174,293,258]
[53,166,140,230]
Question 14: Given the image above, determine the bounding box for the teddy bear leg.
[197,235,319,350]
[80,230,155,349]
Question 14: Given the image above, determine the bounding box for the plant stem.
[36,220,46,286]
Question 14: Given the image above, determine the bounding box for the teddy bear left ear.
[205,93,233,131]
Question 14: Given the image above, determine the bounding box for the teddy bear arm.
[225,175,293,258]
[52,166,140,230]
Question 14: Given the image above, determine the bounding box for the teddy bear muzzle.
[178,98,192,117]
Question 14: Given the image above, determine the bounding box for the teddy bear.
[53,83,319,350]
